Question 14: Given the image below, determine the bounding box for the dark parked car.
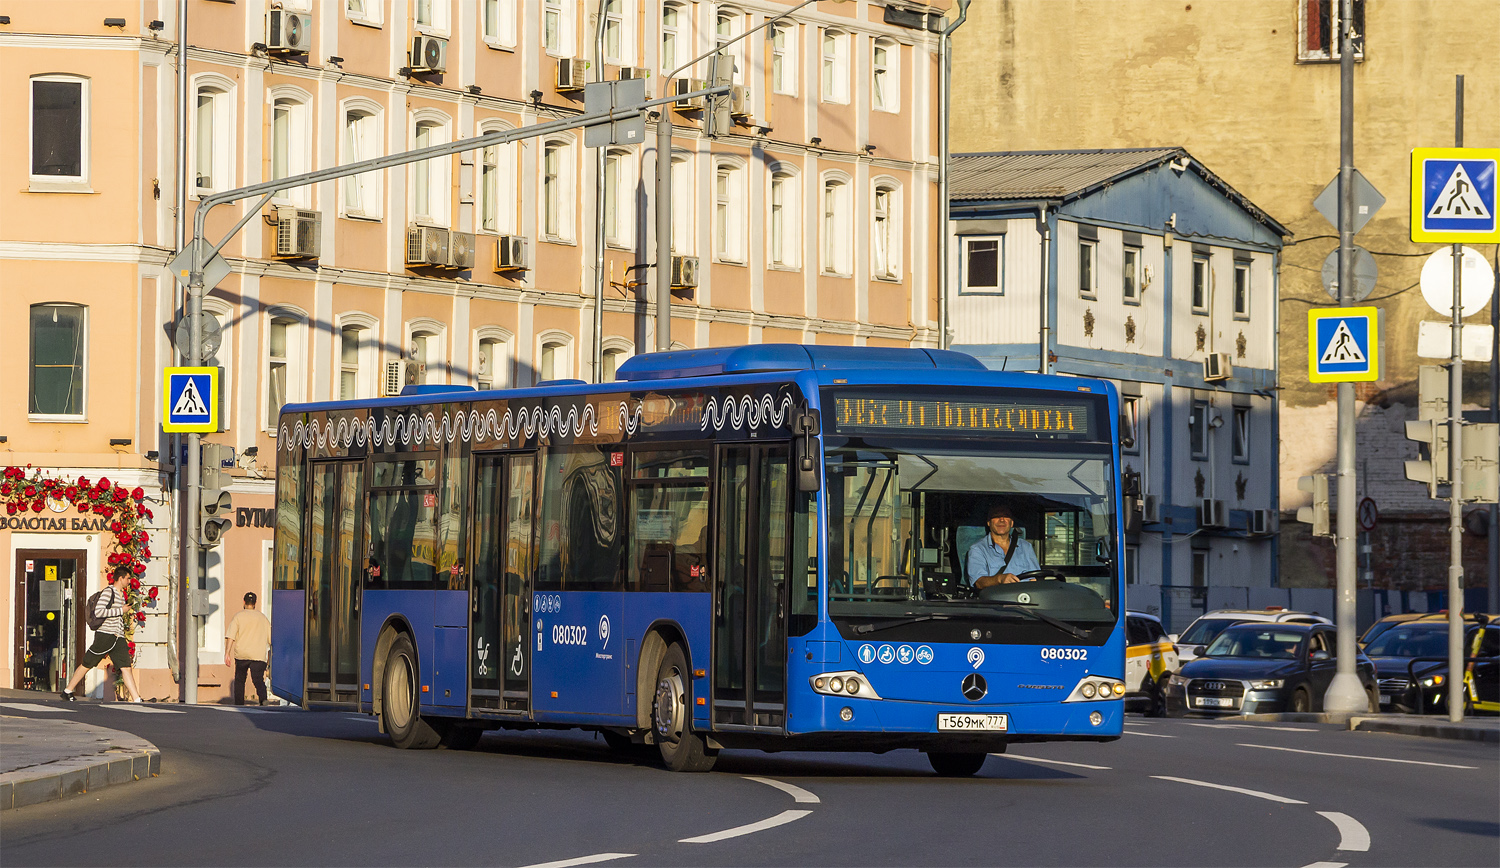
[1365,622,1453,713]
[1163,623,1376,716]
[1359,611,1486,650]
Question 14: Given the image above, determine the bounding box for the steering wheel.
[1013,569,1069,582]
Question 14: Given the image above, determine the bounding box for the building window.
[1299,0,1364,62]
[769,170,797,267]
[193,85,235,195]
[1232,406,1250,464]
[1123,245,1142,303]
[481,0,515,45]
[29,303,86,418]
[477,137,516,235]
[661,2,683,74]
[542,139,574,241]
[1121,395,1140,454]
[543,0,573,56]
[714,8,744,83]
[1191,550,1209,587]
[266,315,302,430]
[271,95,312,207]
[347,0,381,26]
[670,153,692,254]
[339,324,372,400]
[1078,239,1097,299]
[1191,254,1210,314]
[1233,261,1251,320]
[872,184,899,279]
[872,38,898,112]
[603,0,628,65]
[821,29,849,104]
[410,328,444,385]
[476,335,512,390]
[961,236,1002,294]
[714,162,745,263]
[601,347,627,383]
[341,107,382,218]
[31,76,88,183]
[412,118,449,226]
[1125,545,1139,586]
[539,338,571,381]
[822,178,852,275]
[771,23,796,94]
[605,148,635,248]
[1189,399,1209,460]
[414,0,448,30]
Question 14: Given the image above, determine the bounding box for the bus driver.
[967,504,1041,589]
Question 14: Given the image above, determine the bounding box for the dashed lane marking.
[516,853,636,868]
[1317,811,1371,852]
[1152,775,1306,804]
[743,776,820,804]
[999,753,1112,770]
[1301,862,1348,868]
[1124,730,1176,738]
[1185,723,1319,732]
[679,809,814,843]
[99,704,185,714]
[1238,743,1479,770]
[0,703,75,713]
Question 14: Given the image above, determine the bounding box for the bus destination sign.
[831,395,1095,438]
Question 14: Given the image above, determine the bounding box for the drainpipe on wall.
[591,0,609,381]
[1037,205,1051,373]
[936,0,971,350]
[169,0,189,689]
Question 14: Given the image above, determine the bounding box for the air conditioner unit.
[1249,508,1272,535]
[670,255,699,289]
[619,66,651,95]
[1142,494,1161,524]
[406,360,424,386]
[274,207,321,258]
[672,78,708,111]
[556,57,586,91]
[729,85,752,119]
[1204,352,1232,381]
[383,360,404,396]
[266,10,312,55]
[406,225,450,266]
[411,34,448,73]
[447,231,476,269]
[1199,498,1227,528]
[495,235,529,271]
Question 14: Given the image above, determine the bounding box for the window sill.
[821,269,852,279]
[1079,292,1097,301]
[606,240,635,251]
[767,263,800,272]
[1232,458,1250,466]
[714,256,747,267]
[958,289,1004,297]
[1233,314,1251,323]
[772,88,798,98]
[28,415,88,423]
[873,273,902,283]
[541,235,576,246]
[1123,297,1142,307]
[482,38,516,52]
[413,24,450,39]
[28,180,94,194]
[1191,309,1210,316]
[874,104,900,114]
[347,15,383,29]
[341,212,382,223]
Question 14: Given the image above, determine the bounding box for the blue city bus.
[270,345,1125,774]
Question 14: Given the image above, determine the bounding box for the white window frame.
[340,99,383,220]
[29,74,90,190]
[474,327,516,390]
[1121,395,1140,455]
[670,152,693,255]
[345,0,382,27]
[603,0,634,66]
[476,122,518,235]
[543,0,575,57]
[536,332,574,383]
[768,167,799,268]
[820,29,849,104]
[661,2,685,76]
[269,89,313,208]
[1191,254,1210,314]
[872,37,899,112]
[407,319,448,385]
[481,0,517,47]
[871,180,901,280]
[1298,0,1364,63]
[1078,238,1097,299]
[1125,544,1139,586]
[1233,260,1251,321]
[1189,398,1209,460]
[28,302,88,421]
[414,0,449,34]
[714,7,744,84]
[960,235,1003,295]
[410,111,452,227]
[1123,244,1143,304]
[264,307,308,434]
[771,22,797,95]
[1232,405,1251,465]
[821,174,852,276]
[335,312,379,400]
[713,158,746,264]
[540,137,576,243]
[191,75,235,198]
[599,338,634,383]
[605,147,637,248]
[1191,549,1209,587]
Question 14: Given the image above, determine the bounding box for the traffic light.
[200,443,234,547]
[1296,474,1330,537]
[1403,419,1450,498]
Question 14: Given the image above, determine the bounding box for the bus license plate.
[938,713,1008,731]
[1195,697,1234,708]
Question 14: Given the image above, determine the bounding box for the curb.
[1,721,161,811]
[1346,715,1500,744]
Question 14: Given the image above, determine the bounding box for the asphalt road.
[2,699,1496,867]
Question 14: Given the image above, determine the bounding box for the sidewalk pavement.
[1,692,161,811]
[1242,710,1500,743]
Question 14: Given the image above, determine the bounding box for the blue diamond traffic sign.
[163,367,221,433]
[1411,148,1499,242]
[1308,307,1379,383]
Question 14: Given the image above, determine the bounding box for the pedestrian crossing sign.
[1308,307,1379,383]
[1411,148,1499,242]
[163,366,220,433]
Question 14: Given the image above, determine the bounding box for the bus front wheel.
[652,644,717,772]
[927,751,988,777]
[382,635,440,750]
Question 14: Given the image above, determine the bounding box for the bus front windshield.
[825,446,1118,643]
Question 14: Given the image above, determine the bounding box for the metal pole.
[1489,248,1498,617]
[1448,75,1465,724]
[172,0,188,695]
[183,264,202,706]
[938,1,972,351]
[592,0,608,380]
[1325,0,1364,713]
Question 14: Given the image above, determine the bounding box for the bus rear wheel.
[652,644,716,772]
[382,635,440,750]
[927,751,988,777]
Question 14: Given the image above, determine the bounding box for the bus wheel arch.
[636,622,686,732]
[371,618,413,728]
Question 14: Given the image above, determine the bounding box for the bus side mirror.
[793,409,821,493]
[1095,537,1113,566]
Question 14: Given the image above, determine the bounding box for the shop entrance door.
[13,551,87,692]
[305,460,364,704]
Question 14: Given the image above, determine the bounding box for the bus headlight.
[1064,676,1125,702]
[829,676,845,693]
[1080,682,1097,699]
[810,672,882,700]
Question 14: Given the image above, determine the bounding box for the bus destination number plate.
[937,713,1008,731]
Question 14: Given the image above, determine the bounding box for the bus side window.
[538,445,624,592]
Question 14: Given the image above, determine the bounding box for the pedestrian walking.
[225,592,272,705]
[60,565,144,702]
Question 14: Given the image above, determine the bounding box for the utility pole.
[1324,0,1366,714]
[1446,75,1465,724]
[937,0,972,350]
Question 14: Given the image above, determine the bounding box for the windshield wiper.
[853,614,951,634]
[994,602,1092,640]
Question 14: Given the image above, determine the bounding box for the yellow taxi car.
[1464,620,1499,715]
[1126,611,1179,716]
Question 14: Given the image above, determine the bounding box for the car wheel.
[1290,687,1311,714]
[1146,676,1168,718]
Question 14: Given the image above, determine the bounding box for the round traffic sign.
[1419,246,1494,317]
[173,315,223,359]
[1321,246,1378,301]
[1357,497,1378,533]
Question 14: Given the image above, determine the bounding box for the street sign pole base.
[1323,672,1368,714]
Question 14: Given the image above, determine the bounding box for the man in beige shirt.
[225,592,272,706]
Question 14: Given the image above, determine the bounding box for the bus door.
[469,453,536,713]
[713,445,790,729]
[305,460,364,704]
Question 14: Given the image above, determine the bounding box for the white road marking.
[1185,722,1318,732]
[196,705,275,714]
[1152,775,1306,805]
[1123,721,1151,727]
[743,776,820,804]
[1317,811,1371,852]
[99,704,185,714]
[1238,742,1479,770]
[1300,862,1348,868]
[516,853,636,868]
[999,753,1112,770]
[1124,730,1176,738]
[679,809,814,843]
[0,703,74,713]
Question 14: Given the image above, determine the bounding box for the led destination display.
[831,394,1098,439]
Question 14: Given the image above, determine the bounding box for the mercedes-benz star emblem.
[962,673,988,701]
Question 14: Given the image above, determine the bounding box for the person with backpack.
[60,565,144,702]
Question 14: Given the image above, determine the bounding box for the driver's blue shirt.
[966,534,1041,585]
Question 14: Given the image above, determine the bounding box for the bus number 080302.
[1041,647,1087,661]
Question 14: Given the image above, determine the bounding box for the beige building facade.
[0,0,949,699]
